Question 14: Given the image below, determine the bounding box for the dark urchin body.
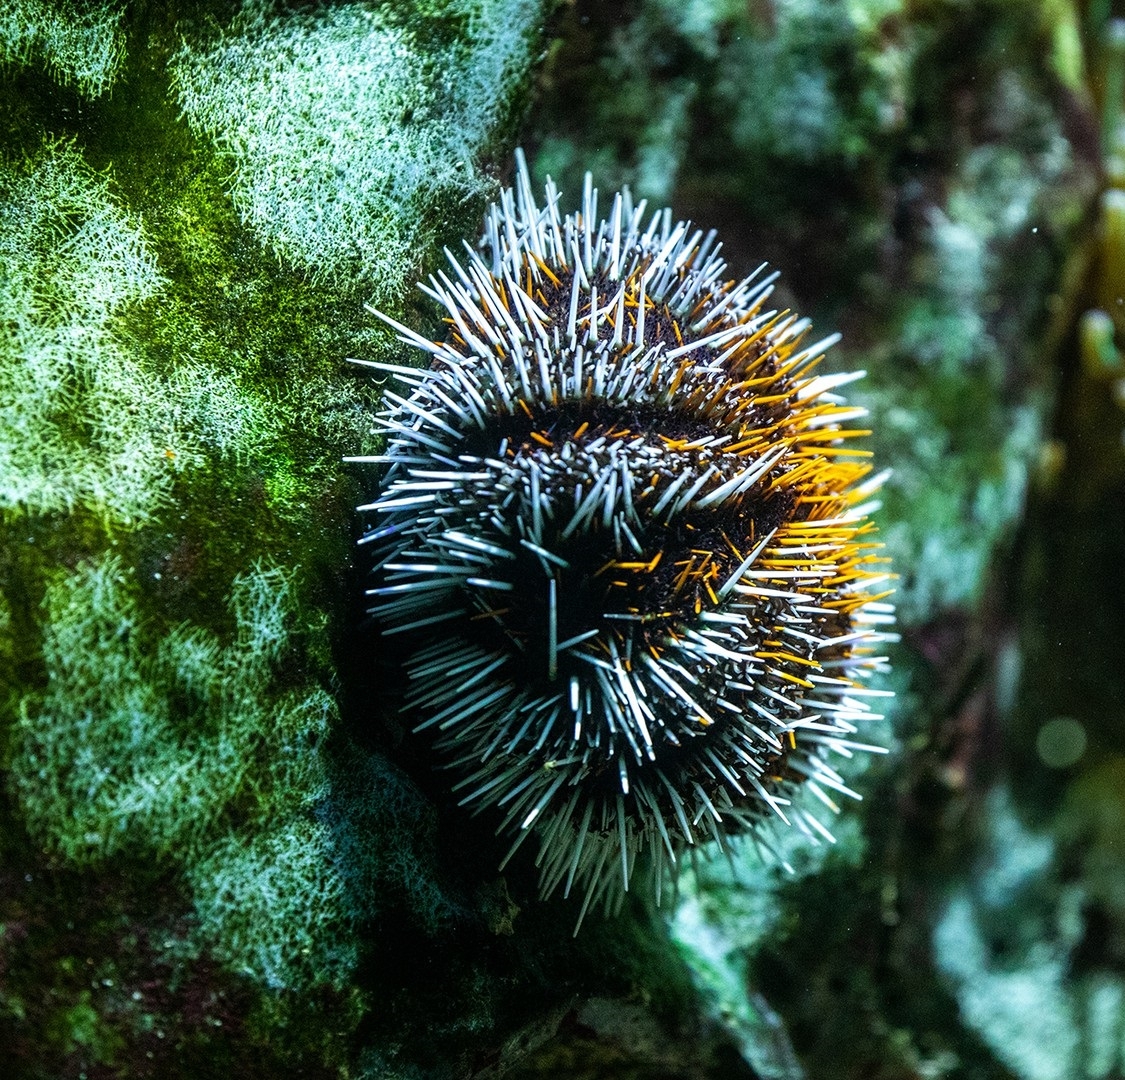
[353,152,894,926]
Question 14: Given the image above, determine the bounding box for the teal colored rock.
[933,785,1125,1080]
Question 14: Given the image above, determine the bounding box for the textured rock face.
[0,2,1114,1078]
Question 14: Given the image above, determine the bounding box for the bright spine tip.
[355,152,894,929]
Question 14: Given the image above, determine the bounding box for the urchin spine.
[351,150,895,926]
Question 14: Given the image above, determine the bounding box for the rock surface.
[1,1,1117,1078]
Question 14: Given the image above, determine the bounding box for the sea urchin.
[352,152,894,926]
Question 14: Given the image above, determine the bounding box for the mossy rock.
[0,1,1111,1078]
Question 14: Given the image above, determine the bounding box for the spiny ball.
[354,151,895,927]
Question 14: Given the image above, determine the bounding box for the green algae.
[0,141,169,526]
[172,0,542,299]
[1,1,550,1073]
[0,0,124,99]
[9,556,373,990]
[0,0,1113,1077]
